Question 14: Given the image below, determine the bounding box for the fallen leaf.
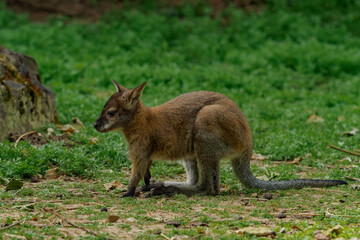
[343,128,358,137]
[44,168,61,180]
[339,156,352,162]
[350,184,360,190]
[72,117,84,128]
[325,225,343,237]
[314,230,330,240]
[291,225,302,231]
[89,137,99,144]
[307,114,324,123]
[235,226,276,237]
[103,180,125,191]
[251,193,258,197]
[5,178,23,191]
[191,222,209,227]
[61,124,78,134]
[105,215,120,223]
[252,154,269,161]
[291,156,303,165]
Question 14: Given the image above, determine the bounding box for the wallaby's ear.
[111,79,128,94]
[125,82,147,107]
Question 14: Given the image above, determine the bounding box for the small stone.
[236,216,243,220]
[166,220,181,228]
[101,207,108,212]
[154,229,162,235]
[264,193,273,200]
[30,175,39,183]
[56,194,62,198]
[278,212,286,219]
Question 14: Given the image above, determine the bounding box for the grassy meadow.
[0,0,360,239]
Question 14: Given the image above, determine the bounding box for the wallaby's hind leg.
[137,158,198,194]
[163,157,199,187]
[147,136,223,196]
[146,157,220,197]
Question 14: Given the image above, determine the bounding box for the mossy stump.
[0,45,58,141]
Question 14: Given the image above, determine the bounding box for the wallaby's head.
[93,80,146,133]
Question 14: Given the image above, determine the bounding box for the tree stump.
[0,45,58,141]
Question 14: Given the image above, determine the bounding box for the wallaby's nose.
[93,121,99,129]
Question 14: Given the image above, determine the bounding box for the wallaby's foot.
[146,185,180,197]
[136,182,165,192]
[121,192,135,198]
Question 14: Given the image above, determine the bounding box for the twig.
[189,234,203,240]
[14,131,37,147]
[160,233,171,240]
[0,221,21,231]
[354,149,360,153]
[345,176,360,182]
[328,145,360,156]
[43,208,114,240]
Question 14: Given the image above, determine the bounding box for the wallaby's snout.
[93,119,101,132]
[93,118,105,132]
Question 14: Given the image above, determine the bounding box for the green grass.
[0,0,360,238]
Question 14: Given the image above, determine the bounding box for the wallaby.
[94,80,347,197]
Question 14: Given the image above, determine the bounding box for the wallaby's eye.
[107,110,116,117]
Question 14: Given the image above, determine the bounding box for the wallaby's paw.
[121,192,135,198]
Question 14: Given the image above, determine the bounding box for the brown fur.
[94,81,346,197]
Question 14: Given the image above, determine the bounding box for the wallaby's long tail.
[231,157,347,190]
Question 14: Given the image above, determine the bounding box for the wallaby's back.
[147,91,252,161]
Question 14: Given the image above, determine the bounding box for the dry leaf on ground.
[252,154,269,161]
[325,225,343,237]
[307,114,324,123]
[72,117,84,128]
[44,168,61,180]
[105,215,120,223]
[291,156,303,165]
[314,230,330,240]
[343,128,358,137]
[61,124,79,134]
[89,137,99,144]
[103,180,125,191]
